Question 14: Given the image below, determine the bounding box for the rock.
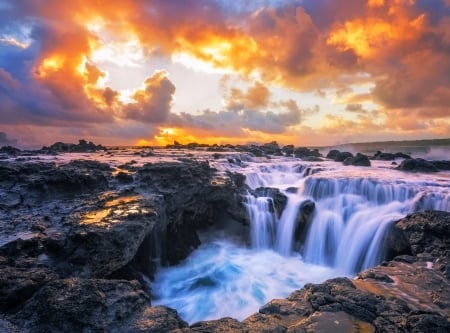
[116,171,134,184]
[41,139,106,153]
[282,144,294,156]
[0,146,21,157]
[261,141,282,155]
[431,160,450,171]
[396,158,439,172]
[394,211,450,263]
[326,149,340,159]
[186,317,247,332]
[250,187,288,217]
[374,151,395,160]
[10,278,188,332]
[302,156,323,162]
[334,151,353,162]
[294,200,316,242]
[343,153,371,166]
[294,147,322,159]
[394,152,411,159]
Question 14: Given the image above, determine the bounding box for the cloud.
[122,71,176,123]
[0,0,448,146]
[225,81,270,111]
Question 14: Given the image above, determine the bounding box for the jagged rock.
[334,151,353,162]
[396,158,439,172]
[394,152,411,159]
[326,149,340,159]
[0,146,21,156]
[282,144,294,156]
[302,156,323,162]
[394,211,450,264]
[10,278,188,332]
[343,153,371,166]
[294,147,322,159]
[42,139,106,153]
[261,141,282,155]
[374,151,396,160]
[431,160,450,171]
[250,187,288,218]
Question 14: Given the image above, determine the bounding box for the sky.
[0,0,449,148]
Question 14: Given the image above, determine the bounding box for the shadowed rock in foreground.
[0,156,449,332]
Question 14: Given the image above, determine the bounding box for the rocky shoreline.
[0,143,449,332]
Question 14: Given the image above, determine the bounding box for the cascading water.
[243,194,277,249]
[152,157,450,324]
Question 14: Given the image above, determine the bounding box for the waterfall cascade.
[153,158,450,323]
[244,162,450,274]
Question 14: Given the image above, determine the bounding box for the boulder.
[42,139,106,153]
[394,152,411,159]
[334,151,353,162]
[374,151,395,160]
[396,158,439,172]
[343,153,371,166]
[0,146,21,156]
[326,149,340,159]
[282,144,294,156]
[294,147,322,159]
[10,278,188,332]
[261,141,282,155]
[431,160,450,171]
[250,187,288,217]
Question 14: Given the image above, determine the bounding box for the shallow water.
[152,237,340,324]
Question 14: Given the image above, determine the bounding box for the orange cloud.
[1,0,448,147]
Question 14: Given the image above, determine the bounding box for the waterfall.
[243,194,277,249]
[244,170,450,274]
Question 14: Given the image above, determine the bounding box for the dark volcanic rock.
[0,146,21,156]
[431,160,450,171]
[343,153,371,166]
[250,187,288,217]
[261,141,282,156]
[394,211,450,265]
[11,278,188,333]
[394,152,411,159]
[396,158,439,172]
[41,139,106,153]
[294,147,322,159]
[326,149,340,159]
[334,151,354,162]
[282,144,294,156]
[374,151,396,160]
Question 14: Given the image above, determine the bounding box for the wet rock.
[431,160,450,171]
[261,141,282,156]
[374,151,396,160]
[41,139,106,153]
[282,144,295,156]
[115,171,134,184]
[294,147,322,159]
[334,151,353,162]
[394,152,411,159]
[326,149,340,159]
[184,317,247,332]
[343,153,371,166]
[251,187,288,217]
[396,158,439,172]
[0,146,21,157]
[394,211,450,264]
[10,278,187,333]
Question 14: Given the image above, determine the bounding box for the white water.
[152,157,450,324]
